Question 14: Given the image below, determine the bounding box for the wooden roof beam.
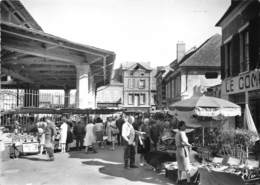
[1,67,34,84]
[24,66,75,71]
[2,35,85,65]
[2,24,110,58]
[4,58,73,66]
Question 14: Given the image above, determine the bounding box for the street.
[0,147,174,185]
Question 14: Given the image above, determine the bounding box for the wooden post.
[202,127,205,147]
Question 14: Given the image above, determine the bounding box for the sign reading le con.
[223,70,260,94]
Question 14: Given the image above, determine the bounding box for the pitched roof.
[215,0,240,26]
[121,62,152,70]
[180,34,221,67]
[162,66,173,78]
[170,48,197,69]
[6,0,43,30]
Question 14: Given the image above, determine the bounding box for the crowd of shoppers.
[34,112,178,167]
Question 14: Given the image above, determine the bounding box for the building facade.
[216,0,260,131]
[121,62,156,113]
[164,34,222,107]
[155,66,171,109]
[96,79,123,109]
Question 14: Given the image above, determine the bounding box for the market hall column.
[88,74,97,108]
[64,89,70,108]
[76,64,91,109]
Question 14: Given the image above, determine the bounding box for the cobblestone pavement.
[0,146,174,185]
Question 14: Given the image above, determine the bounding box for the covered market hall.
[1,0,116,115]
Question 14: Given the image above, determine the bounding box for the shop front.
[221,69,260,132]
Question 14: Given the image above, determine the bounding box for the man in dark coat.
[150,120,162,151]
[73,121,85,150]
[116,115,125,145]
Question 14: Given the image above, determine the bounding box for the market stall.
[167,95,260,184]
[0,131,39,160]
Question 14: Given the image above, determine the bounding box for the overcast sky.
[21,0,230,68]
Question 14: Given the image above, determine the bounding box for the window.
[139,79,145,89]
[166,82,170,99]
[171,80,175,98]
[224,42,232,77]
[140,94,145,105]
[128,94,134,105]
[165,83,168,98]
[128,79,131,88]
[132,79,135,88]
[128,79,135,89]
[240,30,250,72]
[175,76,181,96]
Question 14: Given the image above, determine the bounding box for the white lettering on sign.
[222,70,260,95]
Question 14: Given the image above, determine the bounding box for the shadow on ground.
[20,156,51,162]
[84,160,171,185]
[68,147,173,185]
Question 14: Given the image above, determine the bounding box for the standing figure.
[60,117,68,153]
[175,121,192,184]
[84,118,97,153]
[73,121,85,151]
[106,117,117,150]
[137,118,151,166]
[66,122,74,152]
[150,120,160,150]
[95,117,104,148]
[45,119,57,161]
[122,115,138,169]
[116,115,125,145]
[36,117,47,155]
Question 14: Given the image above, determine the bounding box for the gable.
[127,63,152,71]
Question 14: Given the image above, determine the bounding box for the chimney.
[176,41,186,62]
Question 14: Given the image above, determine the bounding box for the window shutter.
[232,33,240,76]
[220,45,225,79]
[249,19,258,70]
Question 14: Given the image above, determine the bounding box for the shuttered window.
[249,19,259,70]
[231,34,240,76]
[240,30,250,72]
[140,94,145,105]
[224,42,232,77]
[221,45,225,79]
[128,94,134,105]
